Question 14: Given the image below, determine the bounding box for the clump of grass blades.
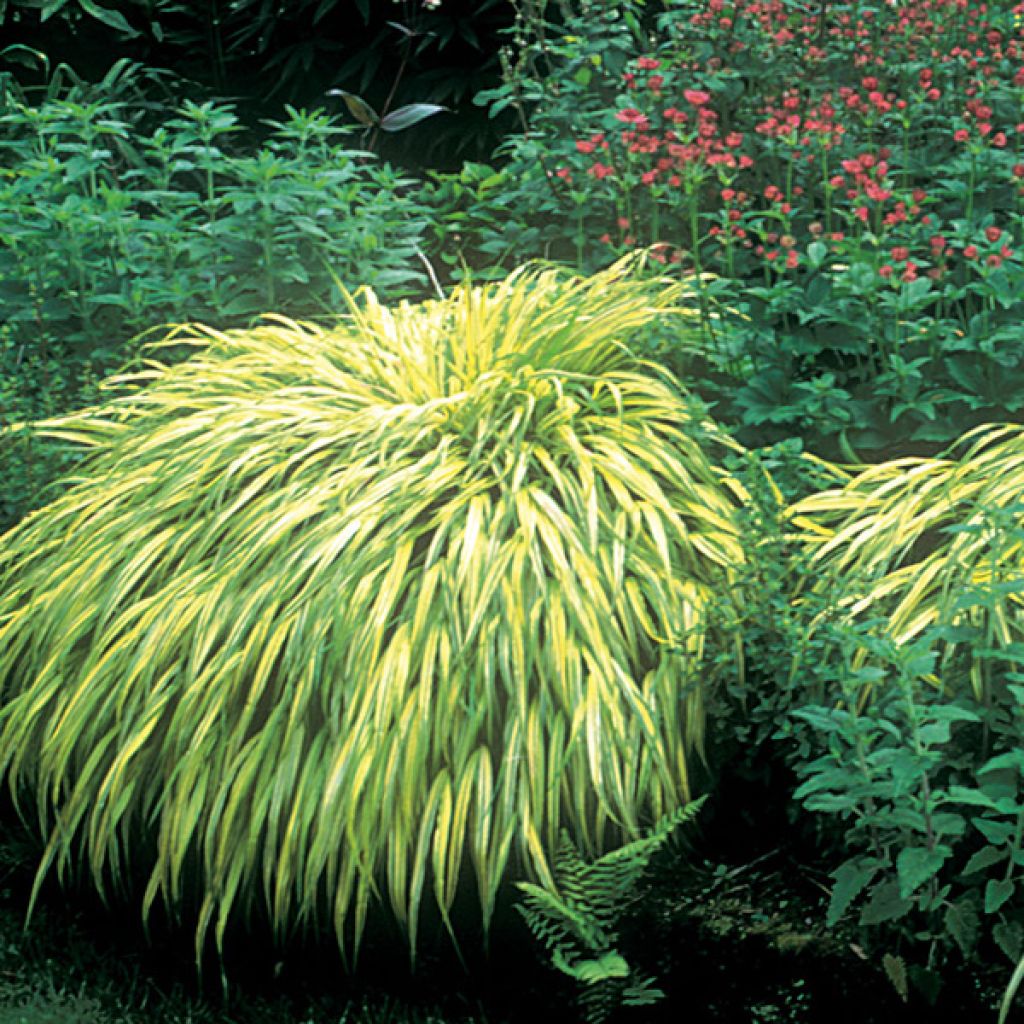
[0,255,745,966]
[791,423,1024,701]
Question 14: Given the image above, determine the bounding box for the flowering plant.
[472,0,1024,454]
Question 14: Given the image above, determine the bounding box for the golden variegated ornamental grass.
[791,423,1024,701]
[0,256,746,965]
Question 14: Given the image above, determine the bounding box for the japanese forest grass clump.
[0,256,747,965]
[791,423,1024,702]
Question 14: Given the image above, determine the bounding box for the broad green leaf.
[944,899,980,957]
[995,920,1024,963]
[962,845,1007,875]
[896,846,949,898]
[860,881,913,925]
[986,878,1016,915]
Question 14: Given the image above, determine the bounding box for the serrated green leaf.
[860,881,914,925]
[944,899,980,957]
[883,952,908,1001]
[827,860,877,926]
[897,846,948,899]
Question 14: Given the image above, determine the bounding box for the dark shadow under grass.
[0,800,1008,1024]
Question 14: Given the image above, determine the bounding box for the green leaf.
[827,860,877,926]
[883,952,908,1002]
[944,899,980,957]
[39,0,70,20]
[326,90,380,126]
[897,847,949,898]
[949,786,1000,809]
[976,819,1016,846]
[986,879,1016,915]
[77,0,138,35]
[860,881,914,925]
[963,845,1007,875]
[380,103,447,133]
[994,920,1024,963]
[553,947,630,984]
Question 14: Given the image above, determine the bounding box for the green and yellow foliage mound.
[0,258,745,961]
[792,423,1024,699]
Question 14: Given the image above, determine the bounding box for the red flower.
[954,128,970,142]
[684,89,711,106]
[576,139,597,154]
[636,57,661,70]
[985,226,1002,243]
[879,264,894,279]
[987,253,1003,267]
[616,108,650,128]
[589,162,615,180]
[891,246,910,262]
[964,244,979,260]
[785,250,799,269]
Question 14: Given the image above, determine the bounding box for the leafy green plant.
[467,0,1024,453]
[0,257,746,966]
[778,451,1024,1002]
[791,423,1024,706]
[517,797,704,1024]
[788,628,1024,1003]
[0,83,434,529]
